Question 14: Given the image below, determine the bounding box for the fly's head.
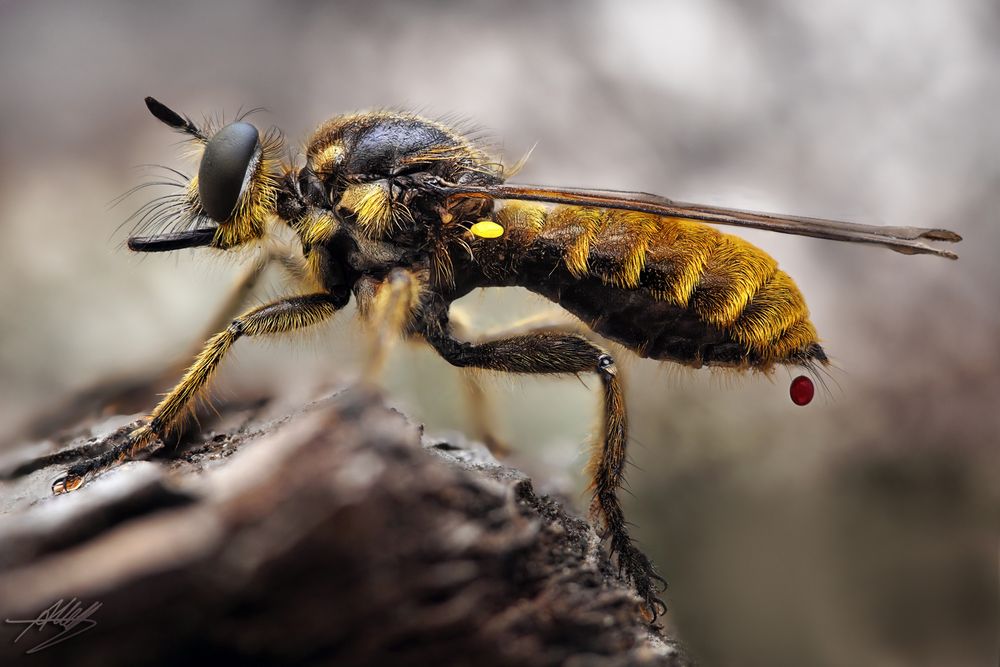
[126,97,285,253]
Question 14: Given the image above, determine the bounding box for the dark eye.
[198,122,261,221]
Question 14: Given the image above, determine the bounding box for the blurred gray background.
[0,1,997,665]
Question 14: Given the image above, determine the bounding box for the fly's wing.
[426,181,961,259]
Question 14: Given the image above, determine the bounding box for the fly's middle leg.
[354,269,425,385]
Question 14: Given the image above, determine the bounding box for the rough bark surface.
[0,389,691,666]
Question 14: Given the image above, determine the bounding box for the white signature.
[5,598,101,654]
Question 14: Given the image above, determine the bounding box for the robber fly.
[51,97,961,619]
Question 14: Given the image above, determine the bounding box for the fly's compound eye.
[198,122,261,222]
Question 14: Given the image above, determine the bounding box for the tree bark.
[0,389,691,666]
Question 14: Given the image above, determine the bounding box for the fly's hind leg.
[589,357,667,619]
[449,309,594,458]
[424,323,667,618]
[448,307,509,457]
[52,291,347,494]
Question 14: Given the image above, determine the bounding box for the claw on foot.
[609,533,668,621]
[51,472,84,495]
[48,423,155,496]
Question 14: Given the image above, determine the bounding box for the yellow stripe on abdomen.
[491,203,822,368]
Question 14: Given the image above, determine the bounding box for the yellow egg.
[469,220,505,239]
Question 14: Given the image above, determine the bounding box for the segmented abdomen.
[487,202,827,370]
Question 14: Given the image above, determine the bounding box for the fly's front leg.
[21,248,305,440]
[159,246,315,389]
[189,247,310,354]
[51,291,347,494]
[424,325,667,618]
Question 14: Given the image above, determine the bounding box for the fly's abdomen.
[488,202,827,370]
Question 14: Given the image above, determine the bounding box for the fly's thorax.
[288,199,433,300]
[302,111,502,244]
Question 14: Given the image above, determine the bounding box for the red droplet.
[789,375,815,406]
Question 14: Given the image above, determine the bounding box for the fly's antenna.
[144,96,208,141]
